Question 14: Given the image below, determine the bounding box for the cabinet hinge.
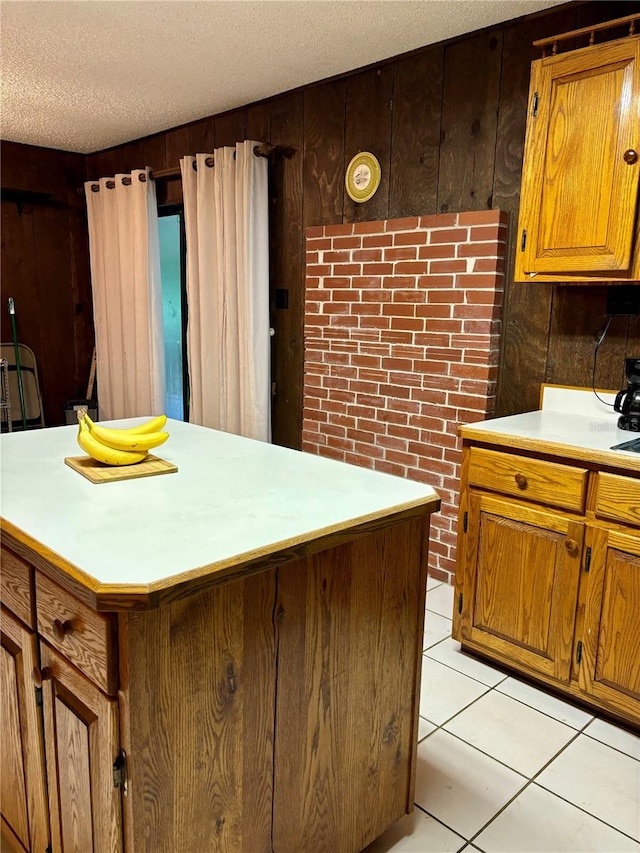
[576,640,583,665]
[458,592,463,615]
[520,229,527,252]
[35,686,43,707]
[113,750,128,794]
[463,511,468,533]
[532,91,539,117]
[584,547,592,573]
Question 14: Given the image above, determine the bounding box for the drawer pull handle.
[52,618,74,642]
[565,538,579,555]
[514,473,527,489]
[32,666,51,687]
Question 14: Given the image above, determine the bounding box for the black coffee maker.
[615,358,640,431]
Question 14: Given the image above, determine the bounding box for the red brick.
[382,357,412,371]
[306,237,332,250]
[361,289,392,302]
[417,275,455,289]
[382,303,415,317]
[395,261,428,275]
[413,360,449,376]
[415,304,453,320]
[454,274,500,289]
[394,231,428,246]
[306,251,319,264]
[418,244,457,260]
[364,263,394,275]
[324,250,352,263]
[392,290,426,304]
[430,260,468,274]
[374,460,408,477]
[345,452,374,468]
[457,242,501,258]
[323,302,351,315]
[333,236,361,249]
[351,303,381,315]
[457,210,502,226]
[330,315,359,328]
[354,220,387,234]
[352,276,383,289]
[430,228,468,244]
[462,319,493,334]
[384,247,418,261]
[377,434,409,451]
[376,409,408,424]
[448,392,489,410]
[420,213,457,228]
[382,276,419,289]
[306,225,324,237]
[385,216,420,232]
[352,249,383,262]
[470,225,507,243]
[359,316,391,329]
[387,424,421,441]
[332,291,361,302]
[305,288,332,302]
[464,289,501,305]
[306,264,332,276]
[332,264,362,276]
[428,290,464,303]
[358,368,388,382]
[363,234,393,247]
[325,223,353,236]
[473,257,505,273]
[453,304,500,320]
[390,317,424,332]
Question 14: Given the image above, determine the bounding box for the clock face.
[345,152,381,203]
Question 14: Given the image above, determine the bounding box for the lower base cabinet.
[454,444,640,730]
[2,513,430,852]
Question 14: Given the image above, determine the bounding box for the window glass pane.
[158,214,184,420]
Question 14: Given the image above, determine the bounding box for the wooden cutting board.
[64,454,178,484]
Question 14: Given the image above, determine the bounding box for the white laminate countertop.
[0,419,439,591]
[459,398,640,473]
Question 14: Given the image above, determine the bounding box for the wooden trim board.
[64,455,178,483]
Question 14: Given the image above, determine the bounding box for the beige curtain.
[180,143,270,441]
[84,169,165,421]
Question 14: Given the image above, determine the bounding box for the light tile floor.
[365,578,640,853]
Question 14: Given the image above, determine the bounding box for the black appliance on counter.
[614,358,640,431]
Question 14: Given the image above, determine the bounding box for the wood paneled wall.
[1,143,92,426]
[2,1,639,439]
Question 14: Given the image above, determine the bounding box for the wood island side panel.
[273,517,429,853]
[119,570,276,853]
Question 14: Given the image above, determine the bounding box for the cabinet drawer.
[467,448,588,512]
[595,473,640,527]
[1,545,35,628]
[35,572,117,695]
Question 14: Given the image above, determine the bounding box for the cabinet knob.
[32,666,51,687]
[52,618,74,642]
[565,538,579,555]
[514,473,528,489]
[623,149,638,164]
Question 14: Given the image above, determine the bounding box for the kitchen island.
[1,419,440,853]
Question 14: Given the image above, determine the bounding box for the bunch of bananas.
[76,411,169,466]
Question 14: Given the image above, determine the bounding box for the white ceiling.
[1,0,566,155]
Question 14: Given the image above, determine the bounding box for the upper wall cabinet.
[515,36,640,283]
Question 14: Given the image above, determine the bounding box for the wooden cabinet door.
[457,494,584,681]
[516,38,640,278]
[1,607,50,853]
[578,527,640,721]
[39,643,123,853]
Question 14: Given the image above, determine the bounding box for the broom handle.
[7,298,27,430]
[86,346,97,401]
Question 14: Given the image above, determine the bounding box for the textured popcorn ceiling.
[1,0,565,155]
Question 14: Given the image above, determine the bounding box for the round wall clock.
[345,152,381,203]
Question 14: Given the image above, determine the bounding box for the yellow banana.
[77,419,148,466]
[119,414,168,435]
[84,418,169,452]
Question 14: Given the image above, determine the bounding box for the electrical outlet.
[606,286,640,316]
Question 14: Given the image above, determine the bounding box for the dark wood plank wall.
[1,144,92,426]
[2,1,639,438]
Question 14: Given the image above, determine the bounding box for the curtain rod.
[82,142,293,193]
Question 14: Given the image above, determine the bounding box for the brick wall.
[302,210,508,583]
